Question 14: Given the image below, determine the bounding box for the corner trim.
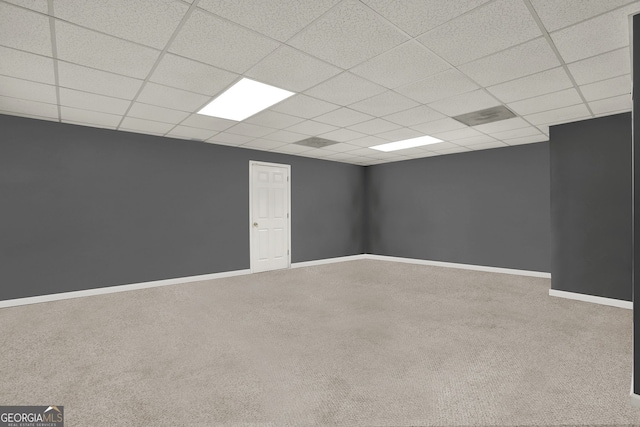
[290,254,368,268]
[631,377,640,407]
[549,289,632,309]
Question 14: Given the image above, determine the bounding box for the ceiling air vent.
[452,105,516,126]
[294,137,339,148]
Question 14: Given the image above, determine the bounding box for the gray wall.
[366,143,551,272]
[550,113,632,301]
[0,114,364,301]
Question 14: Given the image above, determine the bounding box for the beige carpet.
[0,259,637,426]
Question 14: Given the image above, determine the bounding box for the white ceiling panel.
[507,88,583,116]
[55,21,160,79]
[149,54,239,96]
[136,82,210,112]
[433,127,482,141]
[580,75,631,102]
[452,135,498,146]
[120,117,174,134]
[350,41,450,89]
[0,3,51,56]
[270,94,339,119]
[348,135,390,147]
[169,9,279,74]
[206,132,254,145]
[57,61,143,100]
[383,105,446,127]
[4,0,48,13]
[410,117,467,134]
[323,151,362,160]
[53,0,188,49]
[0,46,55,85]
[271,143,314,154]
[60,106,121,129]
[318,142,362,153]
[567,48,630,85]
[490,126,543,140]
[286,120,337,135]
[319,128,366,142]
[127,102,190,124]
[349,90,419,117]
[0,75,56,104]
[472,117,529,134]
[418,0,541,66]
[305,72,387,106]
[459,38,560,87]
[486,67,573,103]
[181,114,235,131]
[226,122,276,138]
[240,139,286,151]
[0,96,57,119]
[314,108,374,127]
[347,118,402,135]
[504,134,549,145]
[428,89,500,116]
[589,94,631,115]
[361,0,491,37]
[431,146,471,155]
[197,0,340,42]
[468,141,508,150]
[530,0,636,32]
[244,110,305,129]
[524,104,591,126]
[245,45,342,92]
[261,129,308,143]
[287,0,408,69]
[396,69,478,104]
[375,127,423,142]
[59,87,130,115]
[166,125,218,141]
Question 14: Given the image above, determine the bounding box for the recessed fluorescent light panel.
[370,135,443,152]
[198,78,294,121]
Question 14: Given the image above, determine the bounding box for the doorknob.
[253,222,258,227]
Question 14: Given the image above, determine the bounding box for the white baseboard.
[549,289,632,310]
[290,254,368,268]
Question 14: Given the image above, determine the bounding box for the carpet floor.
[0,259,637,426]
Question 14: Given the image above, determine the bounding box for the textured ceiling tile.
[55,21,160,79]
[318,128,366,143]
[57,61,143,100]
[270,94,339,118]
[350,41,450,89]
[120,117,174,135]
[427,142,466,152]
[451,134,498,146]
[0,96,58,119]
[207,132,254,145]
[137,82,211,112]
[550,3,640,63]
[0,75,56,104]
[396,69,478,104]
[59,87,130,115]
[262,129,309,143]
[428,89,500,116]
[349,91,419,117]
[383,105,446,127]
[361,0,490,37]
[181,114,236,131]
[375,127,423,142]
[128,102,190,124]
[166,125,218,141]
[314,108,374,128]
[524,104,591,125]
[305,73,386,106]
[245,45,342,92]
[348,135,390,147]
[431,146,471,155]
[226,122,276,138]
[589,94,631,115]
[4,0,49,13]
[491,126,543,140]
[60,106,121,129]
[417,0,541,65]
[486,67,573,103]
[244,110,305,129]
[410,117,467,134]
[530,0,635,32]
[149,54,239,96]
[53,0,188,49]
[318,142,361,152]
[459,38,560,86]
[241,139,286,151]
[271,143,314,154]
[169,9,279,74]
[286,120,337,135]
[507,88,583,116]
[347,118,402,135]
[288,0,408,69]
[468,141,508,150]
[580,75,631,102]
[197,0,340,41]
[472,117,530,134]
[0,46,55,85]
[0,3,51,56]
[433,127,482,141]
[567,48,630,85]
[504,134,549,145]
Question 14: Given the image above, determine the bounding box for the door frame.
[249,160,291,273]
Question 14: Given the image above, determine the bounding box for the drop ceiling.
[0,0,637,165]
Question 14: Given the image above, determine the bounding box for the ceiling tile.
[0,46,55,85]
[271,143,314,154]
[244,110,305,129]
[0,3,51,56]
[226,122,276,138]
[491,126,543,140]
[486,67,573,103]
[524,104,591,125]
[349,135,390,147]
[433,127,482,141]
[383,105,445,127]
[459,37,560,86]
[580,75,631,102]
[537,125,550,135]
[197,0,340,42]
[59,87,130,115]
[261,129,309,143]
[361,0,490,37]
[567,48,630,85]
[350,41,450,89]
[206,132,253,145]
[428,89,500,116]
[286,120,337,135]
[288,0,408,69]
[418,141,459,151]
[245,45,342,92]
[468,141,508,150]
[318,142,362,153]
[120,117,174,134]
[241,139,286,151]
[472,117,530,134]
[136,82,211,112]
[270,94,339,119]
[504,134,549,145]
[0,96,58,119]
[305,72,386,105]
[55,21,160,79]
[169,9,279,74]
[57,61,143,100]
[319,128,366,143]
[418,0,541,65]
[451,135,498,146]
[181,114,235,131]
[127,102,190,124]
[166,125,218,141]
[507,88,583,116]
[530,0,636,32]
[349,91,419,117]
[149,54,239,96]
[4,0,49,13]
[431,146,471,155]
[323,151,362,160]
[60,106,121,129]
[410,117,467,134]
[347,118,402,135]
[53,0,188,49]
[550,3,640,63]
[375,127,423,142]
[396,69,478,104]
[589,94,631,115]
[314,108,374,127]
[0,75,56,104]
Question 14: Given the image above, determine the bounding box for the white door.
[250,161,290,273]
